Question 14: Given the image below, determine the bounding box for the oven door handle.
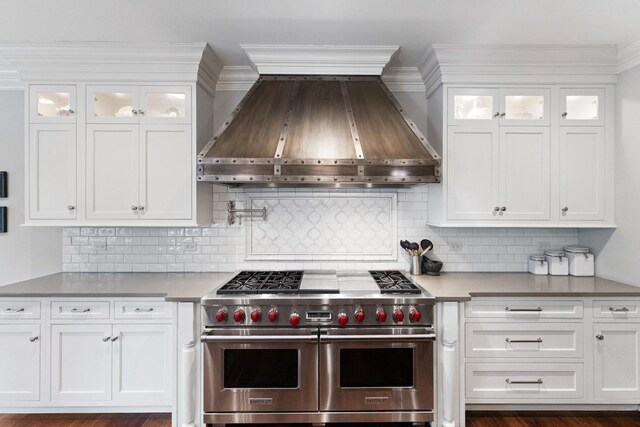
[320,333,436,341]
[201,334,318,343]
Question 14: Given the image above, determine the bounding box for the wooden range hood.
[197,75,440,187]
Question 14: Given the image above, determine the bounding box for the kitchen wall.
[579,65,640,285]
[0,90,62,285]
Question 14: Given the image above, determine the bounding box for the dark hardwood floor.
[2,412,640,426]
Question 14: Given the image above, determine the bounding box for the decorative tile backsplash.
[62,185,579,273]
[247,193,397,260]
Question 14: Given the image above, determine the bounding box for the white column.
[178,302,197,427]
[440,302,460,427]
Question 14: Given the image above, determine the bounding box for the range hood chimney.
[197,75,440,187]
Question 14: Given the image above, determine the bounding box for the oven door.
[319,327,434,412]
[202,328,319,413]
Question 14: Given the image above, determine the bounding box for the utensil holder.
[409,255,423,276]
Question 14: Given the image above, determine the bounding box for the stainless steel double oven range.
[201,271,436,426]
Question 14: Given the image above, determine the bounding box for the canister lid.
[530,255,546,261]
[563,246,589,254]
[545,250,566,257]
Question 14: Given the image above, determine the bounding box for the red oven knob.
[250,308,262,322]
[233,309,245,323]
[268,308,279,322]
[215,308,228,323]
[289,312,301,328]
[411,308,422,322]
[376,308,387,322]
[354,309,365,323]
[393,308,405,323]
[338,312,349,327]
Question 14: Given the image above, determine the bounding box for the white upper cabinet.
[449,88,499,125]
[500,89,550,126]
[29,85,77,124]
[87,85,191,124]
[560,89,605,126]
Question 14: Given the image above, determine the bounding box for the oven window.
[340,348,413,388]
[224,349,298,388]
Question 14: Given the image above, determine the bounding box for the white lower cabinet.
[51,324,113,402]
[593,323,640,400]
[0,324,41,401]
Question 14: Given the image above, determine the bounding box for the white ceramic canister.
[545,250,569,275]
[563,246,595,276]
[529,255,549,275]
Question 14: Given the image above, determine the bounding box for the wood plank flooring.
[0,413,171,427]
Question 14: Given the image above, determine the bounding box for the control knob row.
[215,307,280,323]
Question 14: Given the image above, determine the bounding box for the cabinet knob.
[562,207,569,213]
[500,206,507,212]
[67,205,75,211]
[110,335,119,342]
[493,112,500,118]
[132,110,139,115]
[102,336,110,342]
[131,205,138,211]
[29,336,39,342]
[562,112,568,118]
[596,334,604,341]
[138,205,145,211]
[500,112,506,118]
[138,110,145,115]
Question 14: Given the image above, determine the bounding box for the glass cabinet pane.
[505,95,545,121]
[36,91,72,117]
[92,92,135,118]
[565,95,599,120]
[453,95,494,120]
[144,92,187,118]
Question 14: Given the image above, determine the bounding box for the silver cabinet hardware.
[500,206,507,212]
[67,205,75,211]
[102,336,110,342]
[29,336,39,342]
[4,307,25,313]
[596,334,604,341]
[493,206,500,212]
[131,205,138,211]
[505,306,543,312]
[562,207,569,213]
[138,110,145,115]
[134,307,154,312]
[137,205,145,211]
[68,109,75,114]
[132,110,139,115]
[609,307,629,313]
[506,378,543,385]
[71,308,91,313]
[506,338,543,343]
[562,112,568,118]
[500,112,506,118]
[493,112,500,118]
[110,335,119,342]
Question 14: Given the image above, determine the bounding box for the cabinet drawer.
[466,362,584,400]
[466,322,583,359]
[114,301,173,320]
[593,300,640,319]
[0,300,41,319]
[51,301,110,320]
[465,299,583,319]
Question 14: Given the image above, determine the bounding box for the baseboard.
[466,404,640,411]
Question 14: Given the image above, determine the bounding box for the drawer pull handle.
[71,308,91,313]
[609,307,629,312]
[134,308,154,312]
[4,308,25,313]
[506,338,543,343]
[29,336,39,342]
[506,378,543,385]
[505,307,543,312]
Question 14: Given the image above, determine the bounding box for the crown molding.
[241,44,399,75]
[215,66,259,91]
[0,63,23,90]
[0,42,222,92]
[381,67,425,92]
[617,36,640,74]
[419,44,619,96]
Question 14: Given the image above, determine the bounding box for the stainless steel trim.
[505,306,543,312]
[202,410,434,424]
[199,157,436,166]
[506,378,543,385]
[340,81,364,160]
[274,80,300,160]
[609,307,629,312]
[506,338,542,343]
[201,334,318,342]
[320,333,435,341]
[198,174,439,184]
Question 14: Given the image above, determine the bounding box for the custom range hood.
[197,75,440,187]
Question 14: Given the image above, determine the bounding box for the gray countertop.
[0,271,638,302]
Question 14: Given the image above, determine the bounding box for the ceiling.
[0,0,639,68]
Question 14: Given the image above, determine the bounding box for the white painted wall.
[0,90,62,286]
[579,65,640,286]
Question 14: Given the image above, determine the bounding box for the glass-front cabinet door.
[29,85,77,123]
[86,86,139,124]
[139,86,191,124]
[500,89,550,126]
[448,88,499,125]
[560,88,605,126]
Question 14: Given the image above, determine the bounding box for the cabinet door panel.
[499,127,550,220]
[593,323,640,400]
[500,88,550,126]
[139,125,192,220]
[139,86,191,124]
[51,324,112,402]
[29,124,77,219]
[447,126,500,220]
[0,324,40,401]
[448,88,499,126]
[112,324,173,403]
[559,127,605,220]
[87,86,139,124]
[29,85,77,124]
[86,124,139,220]
[560,88,605,126]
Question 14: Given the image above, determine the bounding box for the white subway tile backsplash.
[62,184,579,273]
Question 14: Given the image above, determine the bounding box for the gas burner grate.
[369,270,421,294]
[217,271,304,295]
